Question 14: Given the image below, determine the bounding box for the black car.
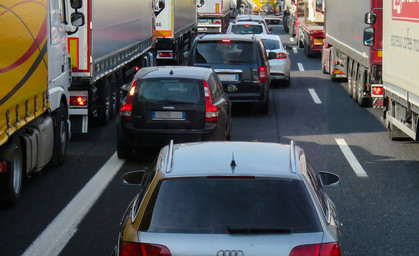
[116,66,232,159]
[185,34,274,113]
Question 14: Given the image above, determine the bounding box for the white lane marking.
[293,47,298,53]
[22,153,125,256]
[334,138,368,178]
[297,63,304,71]
[290,38,295,42]
[308,89,322,104]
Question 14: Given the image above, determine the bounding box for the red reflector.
[221,39,231,43]
[259,66,267,83]
[0,161,7,173]
[159,52,173,58]
[372,86,383,96]
[69,96,87,106]
[140,243,171,256]
[120,242,141,256]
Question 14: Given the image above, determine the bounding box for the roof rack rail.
[290,140,297,173]
[165,140,174,173]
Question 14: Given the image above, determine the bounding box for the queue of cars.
[114,13,341,256]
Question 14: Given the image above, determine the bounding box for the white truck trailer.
[68,0,156,133]
[154,0,198,64]
[0,0,83,204]
[197,0,231,34]
[378,0,419,140]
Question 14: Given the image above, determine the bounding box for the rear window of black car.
[137,78,202,104]
[194,41,254,64]
[139,177,321,234]
[231,24,263,34]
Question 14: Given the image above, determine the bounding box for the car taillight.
[159,52,173,58]
[69,96,87,106]
[203,80,219,122]
[259,66,267,83]
[0,161,7,173]
[120,79,137,121]
[276,53,287,59]
[120,242,171,256]
[372,86,383,96]
[289,243,341,256]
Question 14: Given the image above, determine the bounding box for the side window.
[213,73,225,96]
[208,74,222,101]
[258,40,268,64]
[306,162,328,215]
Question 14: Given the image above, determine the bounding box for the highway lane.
[0,25,418,256]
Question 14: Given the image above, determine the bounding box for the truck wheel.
[51,102,68,166]
[357,67,368,107]
[329,48,337,81]
[110,74,118,119]
[321,53,327,74]
[347,59,353,96]
[1,137,23,206]
[289,19,295,37]
[98,78,111,126]
[351,63,359,102]
[283,15,289,32]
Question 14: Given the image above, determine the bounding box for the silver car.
[226,20,269,35]
[258,34,291,86]
[113,141,342,256]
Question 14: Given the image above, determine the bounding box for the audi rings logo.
[216,250,244,256]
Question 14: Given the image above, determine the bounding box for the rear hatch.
[131,78,205,130]
[192,40,260,94]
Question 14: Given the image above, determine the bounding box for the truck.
[154,0,198,64]
[367,0,419,140]
[197,0,231,34]
[68,0,156,133]
[321,0,384,108]
[0,0,83,204]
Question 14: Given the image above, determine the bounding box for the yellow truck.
[0,0,83,205]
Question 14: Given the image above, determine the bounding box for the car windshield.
[139,177,322,234]
[137,78,201,104]
[194,41,254,64]
[262,39,280,50]
[231,24,263,34]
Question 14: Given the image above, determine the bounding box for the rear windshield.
[137,78,202,104]
[139,177,321,234]
[231,24,263,34]
[262,39,280,50]
[194,41,254,64]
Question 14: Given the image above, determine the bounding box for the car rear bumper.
[117,123,221,150]
[225,83,268,103]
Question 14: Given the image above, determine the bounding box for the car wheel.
[51,102,68,166]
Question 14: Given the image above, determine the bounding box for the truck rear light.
[120,79,137,121]
[290,242,341,256]
[213,20,221,24]
[276,53,287,59]
[158,52,173,58]
[0,161,7,173]
[259,66,267,83]
[69,96,87,107]
[372,86,383,96]
[203,80,219,122]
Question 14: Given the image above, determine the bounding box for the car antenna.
[230,152,236,172]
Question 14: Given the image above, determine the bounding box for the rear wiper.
[227,226,292,234]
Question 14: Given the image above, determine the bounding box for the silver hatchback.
[113,141,342,256]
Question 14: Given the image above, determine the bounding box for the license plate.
[218,74,238,82]
[198,19,212,24]
[152,111,185,120]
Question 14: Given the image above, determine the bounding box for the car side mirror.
[122,170,146,186]
[363,27,375,47]
[318,171,340,186]
[268,52,277,60]
[183,51,190,59]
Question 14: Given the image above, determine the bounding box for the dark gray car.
[185,34,273,113]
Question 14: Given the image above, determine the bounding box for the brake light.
[203,80,219,122]
[159,52,173,58]
[259,66,267,83]
[276,53,287,59]
[372,86,383,96]
[120,242,171,256]
[213,20,221,24]
[120,79,137,121]
[289,243,341,256]
[69,96,87,106]
[135,66,140,71]
[0,161,7,173]
[221,39,231,43]
[244,24,250,28]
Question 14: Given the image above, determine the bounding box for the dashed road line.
[293,47,298,53]
[297,63,304,71]
[308,89,322,104]
[335,138,368,178]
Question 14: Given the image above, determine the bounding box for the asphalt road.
[0,25,418,256]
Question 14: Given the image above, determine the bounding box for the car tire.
[51,102,68,166]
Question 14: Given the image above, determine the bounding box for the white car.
[235,14,270,32]
[226,20,269,35]
[258,34,291,86]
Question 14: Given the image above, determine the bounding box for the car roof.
[161,141,303,179]
[236,14,264,20]
[197,33,260,42]
[134,66,213,80]
[257,34,281,41]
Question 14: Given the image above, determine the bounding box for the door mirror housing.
[71,12,85,27]
[365,12,376,25]
[70,0,82,9]
[318,171,340,186]
[363,27,375,47]
[122,170,146,186]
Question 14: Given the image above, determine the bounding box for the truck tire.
[298,29,304,48]
[321,50,327,74]
[97,78,111,126]
[51,102,68,166]
[289,18,295,37]
[357,67,368,107]
[0,136,23,206]
[351,63,359,102]
[283,14,289,32]
[329,48,337,81]
[347,59,353,97]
